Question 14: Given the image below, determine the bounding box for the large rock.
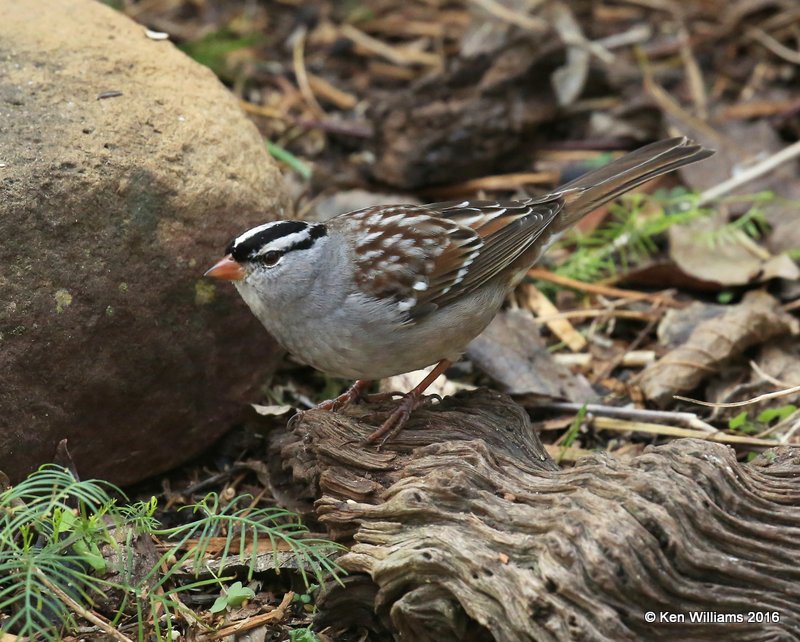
[0,0,291,484]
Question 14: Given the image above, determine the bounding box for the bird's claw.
[365,392,421,446]
[287,409,306,429]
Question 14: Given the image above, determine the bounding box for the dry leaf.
[669,215,799,286]
[639,290,799,406]
[657,301,727,348]
[251,404,294,416]
[467,308,596,401]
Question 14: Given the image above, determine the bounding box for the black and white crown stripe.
[227,220,327,262]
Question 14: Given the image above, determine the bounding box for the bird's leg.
[365,359,452,446]
[315,379,373,412]
[290,379,378,430]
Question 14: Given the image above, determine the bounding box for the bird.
[206,137,713,444]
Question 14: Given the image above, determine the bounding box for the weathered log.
[268,389,800,641]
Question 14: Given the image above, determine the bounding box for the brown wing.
[429,198,563,307]
[333,199,562,321]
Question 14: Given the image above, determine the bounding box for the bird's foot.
[289,379,374,429]
[287,410,305,430]
[315,379,374,412]
[364,359,453,447]
[365,391,423,447]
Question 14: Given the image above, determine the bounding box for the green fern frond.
[1,467,345,641]
[549,189,711,285]
[0,466,127,641]
[697,205,767,248]
[155,493,344,588]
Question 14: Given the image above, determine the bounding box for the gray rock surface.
[0,0,291,484]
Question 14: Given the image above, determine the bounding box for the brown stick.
[527,268,682,306]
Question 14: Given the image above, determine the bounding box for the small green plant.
[139,493,344,640]
[728,405,797,435]
[0,466,123,639]
[179,28,263,79]
[292,583,320,610]
[704,207,766,246]
[728,412,759,434]
[557,405,588,463]
[287,583,322,640]
[267,140,313,180]
[0,465,344,641]
[290,626,321,642]
[209,580,256,614]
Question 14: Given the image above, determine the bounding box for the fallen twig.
[679,27,707,119]
[593,304,662,381]
[307,72,358,110]
[554,350,655,368]
[293,27,326,120]
[640,51,725,146]
[520,283,587,352]
[780,417,800,444]
[527,268,682,306]
[200,591,294,641]
[467,0,547,32]
[422,170,558,198]
[534,308,657,322]
[750,360,794,389]
[590,416,777,446]
[675,384,800,409]
[532,401,718,432]
[594,24,652,50]
[238,100,287,120]
[698,139,800,205]
[339,24,441,67]
[721,98,800,121]
[747,27,800,65]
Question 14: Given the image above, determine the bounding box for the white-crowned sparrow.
[206,137,713,443]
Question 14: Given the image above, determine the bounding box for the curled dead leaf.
[638,290,799,406]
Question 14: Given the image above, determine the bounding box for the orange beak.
[204,254,245,281]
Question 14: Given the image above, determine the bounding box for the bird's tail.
[552,137,714,233]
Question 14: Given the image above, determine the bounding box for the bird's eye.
[260,250,283,267]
